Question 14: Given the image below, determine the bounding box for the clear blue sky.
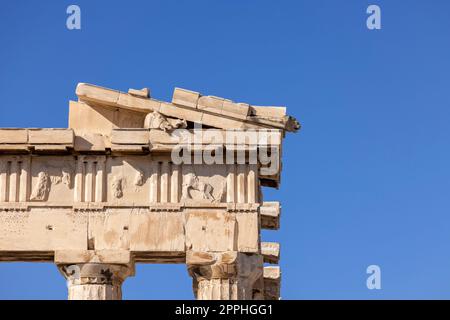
[1,0,450,299]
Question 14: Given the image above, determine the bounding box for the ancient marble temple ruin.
[0,83,299,300]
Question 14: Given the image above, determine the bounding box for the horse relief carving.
[181,173,216,202]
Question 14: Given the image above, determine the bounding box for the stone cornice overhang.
[76,83,300,133]
[0,128,281,154]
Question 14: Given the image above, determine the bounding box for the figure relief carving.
[182,173,216,202]
[30,172,50,201]
[144,111,187,132]
[112,168,145,198]
[112,177,124,199]
[30,166,73,201]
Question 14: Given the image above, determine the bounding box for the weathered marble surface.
[0,83,297,300]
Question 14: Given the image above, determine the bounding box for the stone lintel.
[0,208,260,259]
[54,250,131,265]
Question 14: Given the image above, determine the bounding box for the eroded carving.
[30,172,50,201]
[134,170,144,187]
[144,111,187,132]
[51,169,73,188]
[29,163,74,201]
[112,177,123,199]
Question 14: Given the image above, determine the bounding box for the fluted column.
[187,251,263,300]
[58,263,134,300]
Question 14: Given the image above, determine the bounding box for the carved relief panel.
[180,164,259,204]
[107,156,152,204]
[30,156,74,203]
[181,165,227,203]
[0,155,260,205]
